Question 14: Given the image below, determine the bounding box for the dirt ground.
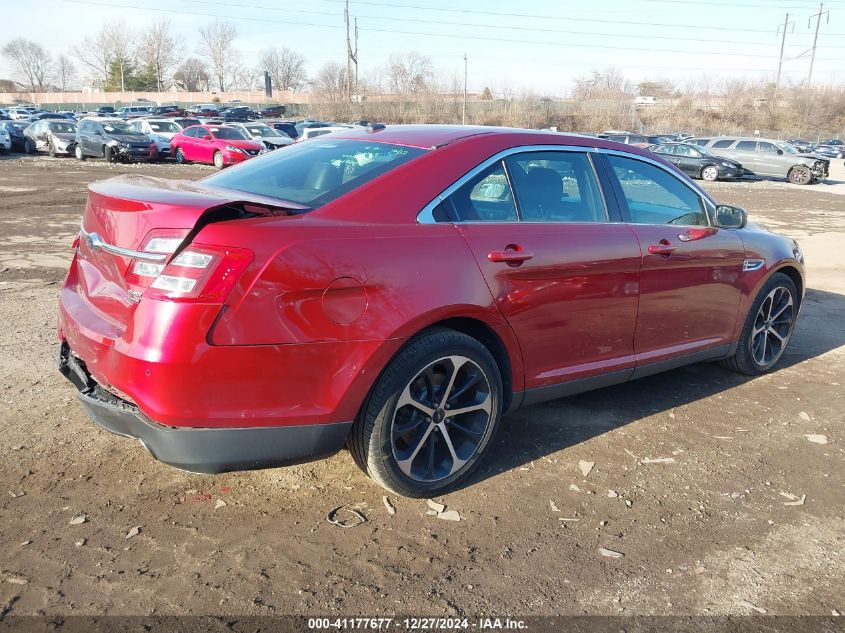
[0,154,843,619]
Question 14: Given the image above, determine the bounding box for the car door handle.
[488,249,534,264]
[647,240,677,256]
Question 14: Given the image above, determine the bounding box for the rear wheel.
[213,150,224,169]
[722,272,798,375]
[701,165,719,181]
[348,328,503,497]
[24,138,35,154]
[788,166,812,185]
[74,144,85,160]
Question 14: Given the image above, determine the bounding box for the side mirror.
[714,204,747,229]
[776,149,784,155]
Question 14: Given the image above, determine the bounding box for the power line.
[52,0,845,63]
[310,0,845,36]
[173,0,845,48]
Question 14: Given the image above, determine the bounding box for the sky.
[1,0,843,95]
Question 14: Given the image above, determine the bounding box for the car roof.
[325,124,659,152]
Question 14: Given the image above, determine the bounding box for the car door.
[79,121,95,155]
[437,149,642,394]
[732,140,761,173]
[601,153,745,369]
[673,145,702,177]
[179,127,198,159]
[755,141,786,177]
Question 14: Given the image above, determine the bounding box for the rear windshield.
[204,139,428,210]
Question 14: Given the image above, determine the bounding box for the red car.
[171,124,264,169]
[57,125,804,496]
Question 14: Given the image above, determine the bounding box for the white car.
[227,122,294,150]
[127,118,183,159]
[297,125,355,141]
[8,107,37,120]
[0,126,11,153]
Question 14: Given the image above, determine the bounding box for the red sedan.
[170,124,264,169]
[57,125,804,496]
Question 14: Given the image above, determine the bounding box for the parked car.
[261,119,298,139]
[57,125,805,495]
[74,118,157,162]
[26,111,73,122]
[819,139,843,147]
[228,122,294,150]
[810,143,845,160]
[685,137,712,149]
[150,105,184,117]
[127,118,182,159]
[218,106,256,122]
[294,120,332,137]
[597,131,651,148]
[703,137,829,185]
[0,120,28,151]
[258,104,287,118]
[115,106,153,119]
[95,106,115,117]
[23,119,78,156]
[649,142,744,181]
[172,117,201,130]
[786,139,814,153]
[8,107,36,120]
[170,124,264,168]
[0,126,10,153]
[188,104,221,117]
[297,125,354,141]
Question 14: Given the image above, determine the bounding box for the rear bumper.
[59,343,352,473]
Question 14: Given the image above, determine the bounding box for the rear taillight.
[124,230,189,287]
[143,244,252,302]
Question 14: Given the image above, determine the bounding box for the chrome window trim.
[416,144,597,224]
[417,144,716,227]
[79,224,168,262]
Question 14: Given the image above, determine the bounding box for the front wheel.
[213,150,224,169]
[722,272,798,375]
[348,328,503,497]
[788,166,812,185]
[174,147,186,164]
[701,165,719,181]
[103,145,114,163]
[74,144,85,160]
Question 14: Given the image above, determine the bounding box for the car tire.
[103,145,114,163]
[701,165,719,181]
[722,272,798,376]
[175,147,186,164]
[348,328,503,497]
[74,144,85,161]
[24,138,35,154]
[788,166,812,185]
[213,150,224,170]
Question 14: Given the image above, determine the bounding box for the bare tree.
[313,61,348,102]
[198,20,238,91]
[73,21,134,89]
[173,57,209,92]
[138,18,181,92]
[1,38,52,91]
[258,46,307,92]
[56,55,75,91]
[385,52,432,94]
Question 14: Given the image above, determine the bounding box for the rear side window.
[758,142,778,153]
[711,140,734,149]
[505,152,607,223]
[608,155,708,226]
[204,140,428,210]
[736,141,757,151]
[447,161,518,222]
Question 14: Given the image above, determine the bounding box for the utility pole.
[776,13,793,91]
[344,0,358,103]
[462,53,468,125]
[807,2,829,87]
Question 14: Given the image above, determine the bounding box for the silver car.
[703,137,829,185]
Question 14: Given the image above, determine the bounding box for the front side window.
[506,152,607,223]
[446,161,518,222]
[204,140,428,210]
[607,155,708,226]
